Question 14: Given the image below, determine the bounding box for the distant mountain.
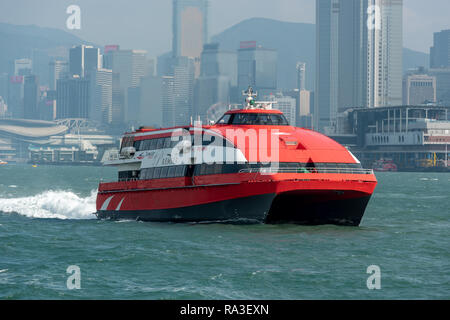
[0,23,93,75]
[211,18,315,91]
[211,18,431,91]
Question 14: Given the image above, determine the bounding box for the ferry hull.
[96,182,374,226]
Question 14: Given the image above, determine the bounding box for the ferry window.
[146,168,155,179]
[153,167,161,179]
[160,166,169,178]
[134,140,142,151]
[163,137,171,149]
[176,165,186,177]
[230,113,289,126]
[154,138,162,149]
[168,166,176,178]
[217,114,231,125]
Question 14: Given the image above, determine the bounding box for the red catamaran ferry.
[96,88,377,226]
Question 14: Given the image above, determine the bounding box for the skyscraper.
[69,45,101,78]
[89,68,113,123]
[56,76,90,119]
[49,60,69,90]
[109,49,148,123]
[194,43,237,122]
[315,0,403,133]
[367,0,403,108]
[315,0,368,133]
[172,0,209,59]
[430,29,450,69]
[296,62,306,90]
[238,41,277,97]
[14,59,32,76]
[23,75,39,120]
[403,74,436,105]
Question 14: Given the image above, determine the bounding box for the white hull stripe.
[115,198,125,211]
[100,196,114,211]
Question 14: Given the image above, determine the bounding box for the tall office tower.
[403,74,436,105]
[69,45,85,77]
[103,45,120,69]
[296,62,306,90]
[109,49,148,123]
[69,45,101,78]
[430,29,450,68]
[315,0,369,133]
[8,76,24,118]
[84,47,102,75]
[367,0,403,108]
[172,0,209,75]
[195,43,237,122]
[23,75,39,119]
[139,76,163,128]
[0,96,7,117]
[56,76,90,119]
[89,68,113,123]
[49,60,69,90]
[267,93,297,126]
[14,59,32,76]
[162,76,175,127]
[238,41,277,97]
[0,73,8,100]
[111,73,125,126]
[173,57,195,126]
[32,49,51,87]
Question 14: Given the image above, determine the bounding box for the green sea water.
[0,164,449,299]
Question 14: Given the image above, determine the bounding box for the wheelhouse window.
[217,113,290,126]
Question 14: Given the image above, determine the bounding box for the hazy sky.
[0,0,449,56]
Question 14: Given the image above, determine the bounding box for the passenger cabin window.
[216,113,290,126]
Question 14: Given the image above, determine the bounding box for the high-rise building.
[15,59,32,76]
[7,76,24,118]
[403,74,436,105]
[23,75,39,119]
[109,49,148,123]
[315,0,403,133]
[367,0,403,108]
[430,29,450,69]
[296,62,306,90]
[139,76,163,128]
[69,45,101,78]
[172,0,209,59]
[315,0,369,132]
[56,76,90,119]
[173,57,195,126]
[267,93,296,126]
[238,41,277,97]
[89,68,113,123]
[162,76,175,127]
[429,68,450,105]
[194,43,237,122]
[49,60,69,90]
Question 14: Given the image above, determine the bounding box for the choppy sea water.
[0,164,448,299]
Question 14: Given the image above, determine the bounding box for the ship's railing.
[238,167,374,175]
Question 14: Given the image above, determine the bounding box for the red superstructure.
[96,88,377,226]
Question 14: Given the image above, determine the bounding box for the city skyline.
[0,0,449,56]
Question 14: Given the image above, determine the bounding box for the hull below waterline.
[96,191,372,226]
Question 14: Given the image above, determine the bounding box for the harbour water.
[0,165,448,299]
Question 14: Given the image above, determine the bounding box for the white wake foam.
[0,190,97,220]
